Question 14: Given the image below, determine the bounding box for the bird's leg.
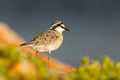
[36,51,39,56]
[48,52,50,67]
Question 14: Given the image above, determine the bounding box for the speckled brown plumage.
[20,29,63,53]
[26,30,60,46]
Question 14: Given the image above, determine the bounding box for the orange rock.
[8,59,37,77]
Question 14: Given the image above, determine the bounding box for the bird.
[20,20,70,66]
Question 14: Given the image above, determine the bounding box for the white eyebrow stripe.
[61,24,65,27]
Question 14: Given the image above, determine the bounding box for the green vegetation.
[0,45,120,80]
[66,56,120,80]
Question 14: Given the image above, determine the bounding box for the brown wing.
[27,30,59,46]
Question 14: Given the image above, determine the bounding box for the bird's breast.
[47,33,63,51]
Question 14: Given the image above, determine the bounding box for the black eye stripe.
[57,23,63,26]
[60,26,65,29]
[50,23,64,30]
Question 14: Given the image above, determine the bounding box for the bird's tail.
[19,43,27,46]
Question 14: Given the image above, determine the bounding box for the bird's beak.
[64,27,70,31]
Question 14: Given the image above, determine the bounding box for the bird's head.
[50,20,70,33]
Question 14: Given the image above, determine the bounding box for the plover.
[20,20,70,66]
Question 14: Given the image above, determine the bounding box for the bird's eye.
[57,24,61,26]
